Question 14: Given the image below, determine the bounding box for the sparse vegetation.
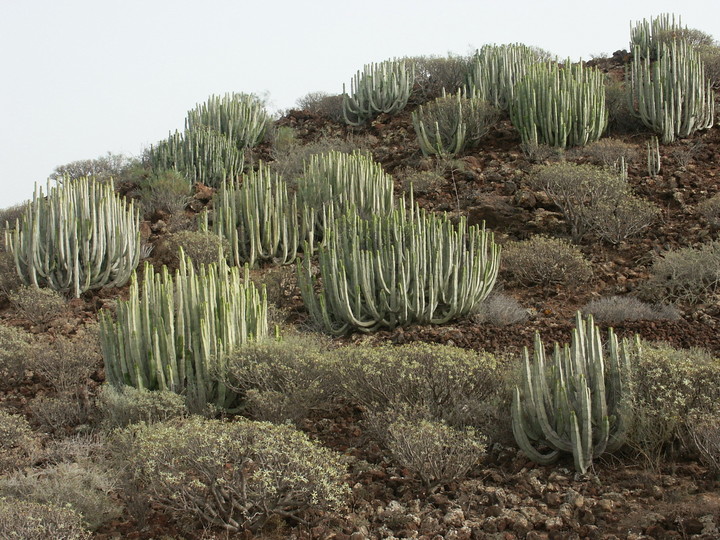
[502,235,593,287]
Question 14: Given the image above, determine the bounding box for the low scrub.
[96,384,187,429]
[0,497,91,539]
[582,295,680,324]
[0,409,40,473]
[502,235,592,287]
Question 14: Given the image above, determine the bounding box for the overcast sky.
[1,0,718,208]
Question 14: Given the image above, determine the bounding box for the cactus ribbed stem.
[185,93,270,149]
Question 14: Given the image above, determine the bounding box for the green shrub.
[135,169,192,217]
[0,497,91,539]
[226,335,333,424]
[604,79,646,135]
[687,413,720,473]
[269,135,361,180]
[586,195,660,245]
[112,416,349,533]
[639,240,720,304]
[161,230,229,269]
[365,403,485,487]
[8,286,65,326]
[627,342,720,465]
[0,324,35,385]
[502,235,592,287]
[408,54,470,102]
[0,462,121,530]
[328,342,503,427]
[0,409,39,473]
[97,384,187,429]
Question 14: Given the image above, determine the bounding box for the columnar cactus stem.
[99,251,268,409]
[185,93,270,149]
[5,178,140,298]
[511,313,634,474]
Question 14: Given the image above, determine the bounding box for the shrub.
[0,202,28,230]
[471,292,529,326]
[0,409,39,472]
[582,295,680,324]
[0,462,121,530]
[97,385,187,429]
[0,497,91,539]
[161,230,229,269]
[48,152,136,185]
[574,138,639,169]
[226,335,333,424]
[527,162,652,242]
[8,285,65,326]
[687,413,720,473]
[627,342,720,465]
[408,54,470,102]
[0,250,22,300]
[697,193,720,228]
[502,235,592,287]
[0,324,35,385]
[295,91,344,121]
[698,43,720,89]
[639,240,720,304]
[135,169,192,218]
[328,342,503,427]
[365,403,485,487]
[605,79,646,135]
[29,395,89,435]
[112,416,349,533]
[269,135,361,180]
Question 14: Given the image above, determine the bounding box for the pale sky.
[1,0,718,208]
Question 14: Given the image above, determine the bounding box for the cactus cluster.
[342,59,414,126]
[99,252,268,409]
[627,39,714,143]
[510,60,607,149]
[411,89,498,157]
[203,163,303,268]
[630,13,685,59]
[466,43,543,111]
[512,313,634,473]
[298,197,500,335]
[5,178,140,298]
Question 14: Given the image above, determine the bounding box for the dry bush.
[269,135,363,180]
[295,91,344,121]
[328,342,504,428]
[670,141,703,170]
[471,292,529,326]
[29,394,90,435]
[0,462,121,530]
[605,79,646,135]
[574,138,639,168]
[698,43,720,89]
[519,141,565,163]
[697,193,720,228]
[0,409,40,473]
[586,195,660,245]
[0,497,91,539]
[527,162,644,242]
[97,384,187,430]
[28,325,100,394]
[687,413,720,473]
[0,250,22,300]
[8,285,66,326]
[49,152,136,185]
[0,324,35,385]
[226,335,333,424]
[407,54,470,102]
[111,416,349,533]
[627,342,720,466]
[160,230,230,269]
[0,202,27,229]
[397,167,446,195]
[502,235,592,287]
[639,240,720,304]
[365,403,485,487]
[582,295,680,324]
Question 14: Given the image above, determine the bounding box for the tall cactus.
[511,313,634,474]
[412,89,498,157]
[510,60,607,149]
[5,178,140,298]
[298,150,395,235]
[99,252,268,409]
[627,39,714,143]
[202,163,303,268]
[298,197,500,335]
[148,127,244,187]
[630,13,685,59]
[466,43,544,111]
[342,59,414,126]
[185,93,270,149]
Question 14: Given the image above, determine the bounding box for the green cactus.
[630,13,685,59]
[185,92,270,149]
[510,60,607,149]
[342,59,414,126]
[298,197,500,335]
[5,178,140,298]
[466,43,544,111]
[627,39,714,143]
[412,89,498,157]
[298,150,395,237]
[99,251,268,409]
[646,136,661,177]
[511,313,634,474]
[148,127,244,187]
[202,163,303,268]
